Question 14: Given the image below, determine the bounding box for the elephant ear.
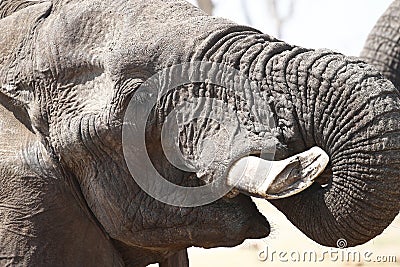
[0,1,52,132]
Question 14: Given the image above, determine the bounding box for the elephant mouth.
[225,146,330,200]
[202,146,330,247]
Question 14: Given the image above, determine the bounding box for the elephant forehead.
[108,16,235,70]
[34,2,115,71]
[35,0,238,75]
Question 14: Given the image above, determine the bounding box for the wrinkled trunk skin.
[194,30,400,247]
[361,0,400,89]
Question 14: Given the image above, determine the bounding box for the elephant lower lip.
[220,193,270,243]
[241,196,270,240]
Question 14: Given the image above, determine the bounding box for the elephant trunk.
[196,30,400,247]
[268,45,400,247]
[361,0,400,90]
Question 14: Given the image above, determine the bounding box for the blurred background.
[188,0,392,56]
[156,0,400,266]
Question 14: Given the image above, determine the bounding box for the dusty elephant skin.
[361,0,400,90]
[1,0,400,266]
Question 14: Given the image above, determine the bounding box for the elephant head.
[1,0,400,266]
[361,0,400,90]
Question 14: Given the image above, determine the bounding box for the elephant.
[1,0,400,266]
[361,0,400,89]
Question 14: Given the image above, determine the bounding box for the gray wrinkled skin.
[361,0,400,90]
[1,0,400,266]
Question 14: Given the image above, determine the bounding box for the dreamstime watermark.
[122,61,276,207]
[258,239,397,263]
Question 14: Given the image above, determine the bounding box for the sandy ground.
[187,198,400,267]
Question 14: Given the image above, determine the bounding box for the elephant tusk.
[226,147,329,199]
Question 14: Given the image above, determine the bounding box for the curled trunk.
[361,0,400,89]
[194,30,400,247]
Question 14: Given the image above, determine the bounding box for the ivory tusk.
[226,147,329,199]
